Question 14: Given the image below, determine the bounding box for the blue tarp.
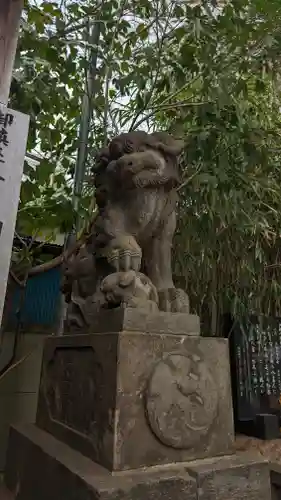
[9,266,62,328]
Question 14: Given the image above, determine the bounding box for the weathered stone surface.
[4,424,273,500]
[4,424,197,500]
[146,352,218,449]
[235,435,281,499]
[186,453,271,500]
[62,131,191,333]
[65,307,200,336]
[37,333,118,471]
[235,434,281,464]
[36,329,234,471]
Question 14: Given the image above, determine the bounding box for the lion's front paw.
[158,288,190,313]
[103,235,142,272]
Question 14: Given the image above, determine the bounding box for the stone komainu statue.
[62,130,190,332]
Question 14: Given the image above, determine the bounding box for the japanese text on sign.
[0,104,29,327]
[0,110,14,178]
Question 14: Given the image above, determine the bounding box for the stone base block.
[4,424,272,500]
[5,424,197,500]
[187,454,271,500]
[36,323,234,471]
[64,308,201,336]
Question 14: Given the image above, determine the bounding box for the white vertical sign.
[0,104,29,324]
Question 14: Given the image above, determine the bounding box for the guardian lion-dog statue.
[62,131,190,332]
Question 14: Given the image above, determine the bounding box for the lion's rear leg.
[142,211,190,313]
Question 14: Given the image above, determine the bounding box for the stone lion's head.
[93,131,184,208]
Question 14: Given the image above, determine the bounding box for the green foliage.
[155,0,281,331]
[12,0,281,331]
[14,0,190,239]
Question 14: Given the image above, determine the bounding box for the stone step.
[4,423,272,500]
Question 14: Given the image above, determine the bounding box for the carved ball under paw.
[100,270,159,311]
[158,287,190,313]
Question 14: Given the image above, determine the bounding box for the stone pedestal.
[36,317,233,470]
[3,310,273,499]
[5,424,271,500]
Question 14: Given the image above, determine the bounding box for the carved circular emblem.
[145,352,218,449]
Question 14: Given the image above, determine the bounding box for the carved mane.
[93,131,184,210]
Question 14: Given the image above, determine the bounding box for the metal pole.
[58,19,101,335]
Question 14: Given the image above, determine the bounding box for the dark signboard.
[228,315,281,438]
